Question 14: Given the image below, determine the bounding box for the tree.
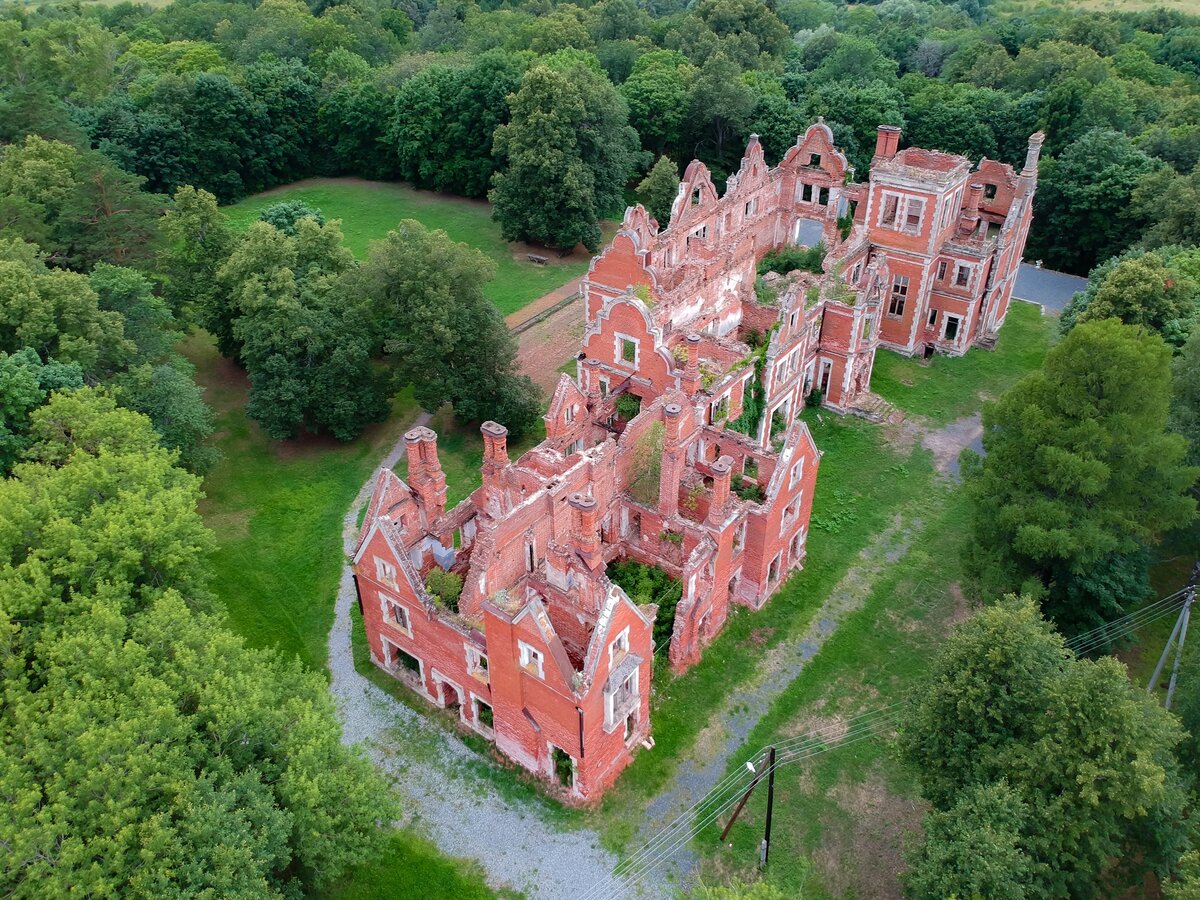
[116,357,218,473]
[904,782,1032,900]
[0,347,82,473]
[1133,168,1200,251]
[88,263,180,363]
[0,389,392,896]
[899,597,1190,898]
[963,319,1197,637]
[620,50,696,158]
[0,237,133,378]
[491,60,641,251]
[217,219,387,440]
[1172,331,1200,470]
[1075,253,1198,342]
[1027,129,1164,275]
[157,185,236,325]
[355,220,542,437]
[258,199,326,235]
[636,155,680,227]
[685,51,756,173]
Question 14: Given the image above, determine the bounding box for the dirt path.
[516,297,586,392]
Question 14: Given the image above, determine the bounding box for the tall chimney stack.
[405,426,448,520]
[680,333,702,395]
[568,492,602,569]
[708,455,733,524]
[874,125,901,160]
[658,403,685,519]
[481,421,509,469]
[1023,132,1045,178]
[959,182,984,233]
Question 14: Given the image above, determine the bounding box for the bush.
[806,387,824,407]
[607,559,683,650]
[758,242,826,277]
[615,393,641,420]
[736,481,765,503]
[425,568,464,613]
[258,200,326,235]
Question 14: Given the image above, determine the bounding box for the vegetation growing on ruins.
[4,0,1200,894]
[608,559,684,651]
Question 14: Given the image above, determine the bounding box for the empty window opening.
[440,681,462,713]
[881,194,899,227]
[525,540,536,572]
[744,199,757,217]
[620,337,637,364]
[904,198,924,233]
[552,746,574,786]
[955,265,970,288]
[936,260,948,281]
[927,308,938,328]
[599,376,609,397]
[944,315,961,341]
[691,187,701,206]
[473,697,494,731]
[386,600,410,631]
[519,641,544,678]
[809,153,822,167]
[818,187,830,206]
[624,711,637,742]
[983,183,997,201]
[768,554,781,584]
[889,275,909,317]
[392,645,421,675]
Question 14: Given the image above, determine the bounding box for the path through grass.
[223,178,597,316]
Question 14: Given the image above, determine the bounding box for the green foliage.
[904,781,1032,900]
[1029,129,1164,276]
[1171,330,1200,470]
[354,219,542,438]
[258,198,326,235]
[695,879,791,899]
[425,568,464,613]
[216,218,387,440]
[964,319,1197,638]
[734,480,764,503]
[805,386,823,408]
[607,558,683,650]
[900,597,1190,898]
[491,61,641,251]
[628,421,665,505]
[1065,249,1200,346]
[115,357,219,474]
[636,155,681,227]
[758,243,824,277]
[158,186,237,325]
[615,392,642,420]
[0,347,83,474]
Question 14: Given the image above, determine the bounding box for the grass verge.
[222,178,596,316]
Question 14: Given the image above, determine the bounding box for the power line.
[584,588,1191,899]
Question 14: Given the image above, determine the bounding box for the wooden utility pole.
[1148,562,1200,709]
[761,745,776,868]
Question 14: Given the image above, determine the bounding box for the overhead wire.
[582,587,1192,899]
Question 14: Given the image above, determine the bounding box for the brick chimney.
[586,358,603,401]
[1022,132,1045,178]
[680,333,701,395]
[959,182,984,233]
[568,492,602,569]
[405,426,448,519]
[708,455,733,524]
[658,402,686,519]
[481,420,509,469]
[874,125,901,160]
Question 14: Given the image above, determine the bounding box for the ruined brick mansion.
[352,122,1043,800]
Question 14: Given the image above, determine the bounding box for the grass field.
[870,301,1052,426]
[223,178,597,317]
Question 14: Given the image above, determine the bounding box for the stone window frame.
[379,593,412,637]
[888,275,910,318]
[381,636,425,690]
[518,640,544,679]
[790,457,804,489]
[470,693,495,738]
[609,626,630,666]
[879,191,925,234]
[465,645,489,683]
[942,314,962,342]
[604,667,639,730]
[374,555,398,587]
[614,332,640,369]
[954,264,971,289]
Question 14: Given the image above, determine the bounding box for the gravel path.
[327,410,631,899]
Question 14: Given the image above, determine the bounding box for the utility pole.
[761,745,776,869]
[1148,562,1200,709]
[721,746,778,869]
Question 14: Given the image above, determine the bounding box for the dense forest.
[3,0,1200,895]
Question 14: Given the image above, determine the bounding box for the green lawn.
[223,178,593,316]
[321,831,513,900]
[870,301,1053,425]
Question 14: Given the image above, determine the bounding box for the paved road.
[1013,263,1088,314]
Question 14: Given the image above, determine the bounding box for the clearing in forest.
[223,177,604,316]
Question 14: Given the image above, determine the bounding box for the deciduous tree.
[963,319,1197,636]
[636,155,680,227]
[900,597,1190,898]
